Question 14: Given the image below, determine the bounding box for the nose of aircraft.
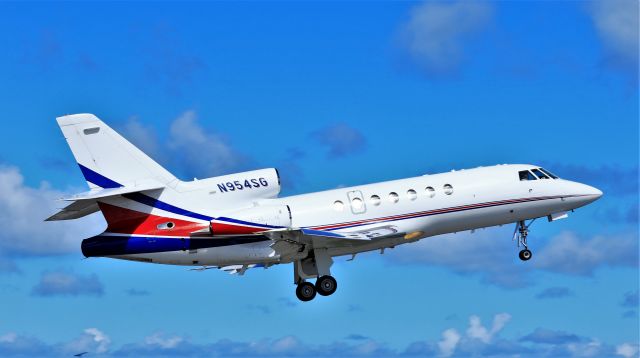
[570,182,603,207]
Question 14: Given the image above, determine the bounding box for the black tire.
[315,275,337,296]
[519,249,532,261]
[295,282,316,302]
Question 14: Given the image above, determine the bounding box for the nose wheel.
[513,219,535,261]
[518,249,532,261]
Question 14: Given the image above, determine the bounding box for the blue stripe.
[320,196,567,231]
[301,228,345,238]
[78,164,123,189]
[123,193,214,222]
[81,235,268,257]
[76,163,214,221]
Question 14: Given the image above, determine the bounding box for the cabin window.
[425,186,435,198]
[407,189,417,200]
[333,200,345,211]
[538,167,558,179]
[370,195,381,206]
[518,170,537,181]
[443,184,454,195]
[388,192,399,203]
[351,197,364,210]
[531,168,549,179]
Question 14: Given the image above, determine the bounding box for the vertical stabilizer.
[56,113,177,189]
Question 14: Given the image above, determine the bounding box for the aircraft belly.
[111,241,279,266]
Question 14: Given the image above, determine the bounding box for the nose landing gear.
[513,219,536,261]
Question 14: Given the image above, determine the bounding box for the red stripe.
[98,202,208,236]
[210,221,268,235]
[310,195,567,231]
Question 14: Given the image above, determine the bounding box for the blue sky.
[0,1,638,357]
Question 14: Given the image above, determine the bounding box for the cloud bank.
[400,1,492,77]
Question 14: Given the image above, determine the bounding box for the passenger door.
[347,190,366,214]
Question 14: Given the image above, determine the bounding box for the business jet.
[48,114,602,301]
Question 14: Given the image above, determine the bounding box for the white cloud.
[566,339,604,357]
[168,110,249,178]
[616,343,639,358]
[144,332,183,349]
[385,226,530,288]
[0,333,16,343]
[400,1,492,76]
[466,313,511,344]
[0,165,105,257]
[438,328,461,357]
[63,327,111,355]
[121,116,160,159]
[589,0,639,74]
[534,231,638,275]
[310,123,367,158]
[31,270,104,297]
[385,227,638,288]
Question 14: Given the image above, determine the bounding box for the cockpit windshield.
[531,168,549,179]
[538,167,558,179]
[519,170,537,181]
[518,168,559,181]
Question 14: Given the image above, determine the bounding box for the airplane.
[47,113,603,302]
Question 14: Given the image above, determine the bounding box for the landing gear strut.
[293,248,338,301]
[514,219,535,261]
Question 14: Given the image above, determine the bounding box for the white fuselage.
[114,164,601,267]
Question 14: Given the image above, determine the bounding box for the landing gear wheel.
[316,275,337,296]
[296,282,316,302]
[519,249,532,261]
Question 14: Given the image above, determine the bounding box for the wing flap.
[263,225,401,242]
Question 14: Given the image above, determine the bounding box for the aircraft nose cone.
[571,183,603,207]
[586,185,603,199]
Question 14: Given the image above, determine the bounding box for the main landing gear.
[513,219,536,261]
[293,248,338,302]
[295,275,338,302]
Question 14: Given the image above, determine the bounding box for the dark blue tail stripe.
[123,193,214,222]
[77,163,214,222]
[78,164,123,189]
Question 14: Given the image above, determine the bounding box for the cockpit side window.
[519,170,537,181]
[531,168,550,179]
[539,167,558,179]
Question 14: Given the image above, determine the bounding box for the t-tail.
[56,113,176,189]
[47,113,177,221]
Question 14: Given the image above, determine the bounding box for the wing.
[263,225,402,242]
[189,264,266,275]
[262,225,403,260]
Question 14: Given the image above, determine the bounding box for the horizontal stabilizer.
[62,179,165,201]
[47,180,165,221]
[46,201,100,221]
